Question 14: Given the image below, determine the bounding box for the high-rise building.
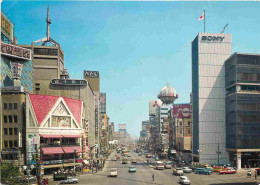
[225,53,260,169]
[192,33,232,164]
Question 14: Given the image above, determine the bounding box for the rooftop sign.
[51,79,87,86]
[1,42,31,60]
[201,36,224,42]
[84,70,99,78]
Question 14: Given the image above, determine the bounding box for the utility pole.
[0,150,2,185]
[35,144,41,185]
[74,149,76,174]
[216,143,221,166]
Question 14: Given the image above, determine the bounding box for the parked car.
[112,157,117,161]
[219,168,236,174]
[194,168,211,175]
[179,176,190,185]
[60,177,78,184]
[128,166,136,173]
[146,154,152,158]
[116,155,121,159]
[173,168,184,176]
[183,167,192,173]
[164,162,172,169]
[24,176,36,182]
[110,168,118,177]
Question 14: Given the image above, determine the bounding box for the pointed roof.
[63,97,82,126]
[29,94,59,126]
[29,94,82,126]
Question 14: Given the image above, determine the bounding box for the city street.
[66,151,259,185]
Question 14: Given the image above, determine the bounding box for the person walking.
[152,174,154,182]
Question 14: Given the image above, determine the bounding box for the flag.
[198,11,204,21]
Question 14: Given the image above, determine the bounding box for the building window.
[14,103,18,109]
[4,128,8,135]
[9,103,12,110]
[4,141,8,148]
[14,128,18,135]
[8,115,13,123]
[9,140,13,148]
[14,115,18,123]
[35,83,40,91]
[4,116,8,123]
[4,103,8,110]
[188,122,191,126]
[9,128,13,135]
[180,122,182,126]
[14,140,18,147]
[188,129,191,134]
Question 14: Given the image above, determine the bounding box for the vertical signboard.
[28,134,37,163]
[100,93,106,114]
[10,62,23,80]
[95,108,98,137]
[1,12,14,43]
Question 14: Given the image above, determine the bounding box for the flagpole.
[204,10,206,33]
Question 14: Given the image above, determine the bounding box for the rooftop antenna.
[46,5,51,41]
[221,23,228,34]
[33,6,59,46]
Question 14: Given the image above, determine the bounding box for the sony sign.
[201,36,224,41]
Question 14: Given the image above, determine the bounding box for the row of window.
[3,103,18,110]
[4,128,18,136]
[4,140,18,148]
[3,115,18,123]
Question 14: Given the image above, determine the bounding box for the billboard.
[173,104,191,118]
[149,99,162,116]
[52,116,71,127]
[1,42,31,60]
[100,93,106,114]
[84,70,99,78]
[1,12,14,42]
[118,124,126,132]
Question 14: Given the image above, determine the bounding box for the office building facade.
[225,53,260,169]
[192,33,232,164]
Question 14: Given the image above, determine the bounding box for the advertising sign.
[52,116,71,127]
[1,42,31,60]
[28,134,36,162]
[95,108,98,136]
[100,93,106,114]
[173,104,191,118]
[84,70,99,78]
[1,12,14,42]
[10,62,23,80]
[149,100,162,116]
[18,128,22,147]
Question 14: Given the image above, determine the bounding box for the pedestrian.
[92,164,94,173]
[152,174,154,182]
[255,172,257,180]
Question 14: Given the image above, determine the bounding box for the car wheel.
[73,181,77,184]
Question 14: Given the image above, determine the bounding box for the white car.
[183,167,192,173]
[112,157,117,161]
[179,176,190,185]
[60,177,78,184]
[110,168,118,177]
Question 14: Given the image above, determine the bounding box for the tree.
[1,161,22,184]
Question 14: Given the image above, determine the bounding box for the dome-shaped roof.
[159,84,177,96]
[158,84,178,104]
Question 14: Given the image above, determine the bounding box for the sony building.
[192,33,232,164]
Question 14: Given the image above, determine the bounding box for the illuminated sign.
[1,42,31,60]
[84,70,99,78]
[11,62,23,80]
[51,79,87,86]
[1,12,13,42]
[201,36,224,41]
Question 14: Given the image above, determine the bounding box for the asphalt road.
[75,151,258,185]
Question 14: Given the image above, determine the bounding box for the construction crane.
[221,24,228,34]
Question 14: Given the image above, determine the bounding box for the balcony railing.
[40,143,80,148]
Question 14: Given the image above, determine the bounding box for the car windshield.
[111,169,117,172]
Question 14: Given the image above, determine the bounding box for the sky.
[2,1,260,137]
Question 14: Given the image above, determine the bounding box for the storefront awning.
[62,146,82,153]
[42,147,64,155]
[62,135,81,138]
[40,134,63,138]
